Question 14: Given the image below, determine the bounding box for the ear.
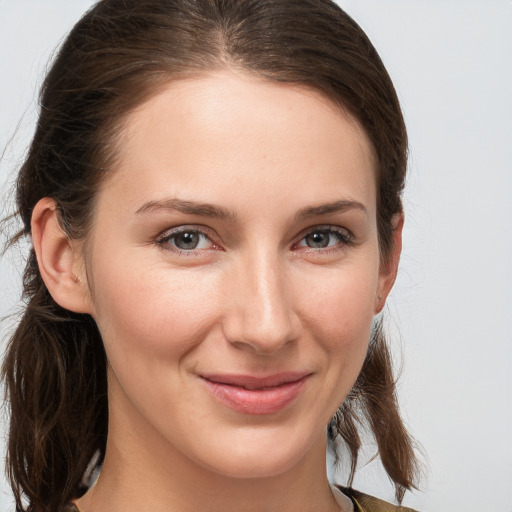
[374,213,404,314]
[31,197,93,314]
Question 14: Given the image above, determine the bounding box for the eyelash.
[155,225,355,255]
[155,226,219,255]
[293,226,355,253]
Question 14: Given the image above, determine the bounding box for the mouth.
[199,372,311,415]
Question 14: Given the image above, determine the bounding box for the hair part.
[2,1,415,510]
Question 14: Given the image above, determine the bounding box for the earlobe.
[375,213,404,314]
[31,197,93,314]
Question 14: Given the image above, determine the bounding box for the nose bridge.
[223,247,300,353]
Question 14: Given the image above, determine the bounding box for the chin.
[191,426,324,480]
[202,452,305,480]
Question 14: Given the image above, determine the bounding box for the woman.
[2,1,419,511]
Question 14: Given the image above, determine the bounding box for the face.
[81,72,393,479]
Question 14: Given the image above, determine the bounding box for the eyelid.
[155,225,221,253]
[293,225,355,250]
[153,224,355,256]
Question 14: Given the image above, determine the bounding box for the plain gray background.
[1,1,511,510]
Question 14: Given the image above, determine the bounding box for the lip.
[199,372,311,415]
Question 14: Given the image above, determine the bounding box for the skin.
[32,71,402,512]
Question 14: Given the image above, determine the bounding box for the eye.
[296,227,354,250]
[156,227,215,252]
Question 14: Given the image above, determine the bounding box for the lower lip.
[201,376,309,415]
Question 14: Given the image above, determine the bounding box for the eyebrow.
[296,199,368,220]
[135,197,367,221]
[135,198,237,221]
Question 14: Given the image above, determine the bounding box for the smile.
[199,372,311,415]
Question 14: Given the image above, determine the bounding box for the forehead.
[99,71,377,221]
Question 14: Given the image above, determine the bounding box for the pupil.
[177,232,199,249]
[307,231,329,248]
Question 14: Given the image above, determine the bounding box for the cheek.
[299,260,378,340]
[297,261,378,393]
[90,260,223,360]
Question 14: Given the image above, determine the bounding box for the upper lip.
[199,372,311,390]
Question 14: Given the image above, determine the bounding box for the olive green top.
[65,487,418,512]
[339,486,418,512]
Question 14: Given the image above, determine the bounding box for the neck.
[76,412,343,512]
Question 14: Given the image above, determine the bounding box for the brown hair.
[2,1,418,510]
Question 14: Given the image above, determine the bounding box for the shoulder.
[337,486,419,512]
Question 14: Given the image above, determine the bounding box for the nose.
[221,251,302,355]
